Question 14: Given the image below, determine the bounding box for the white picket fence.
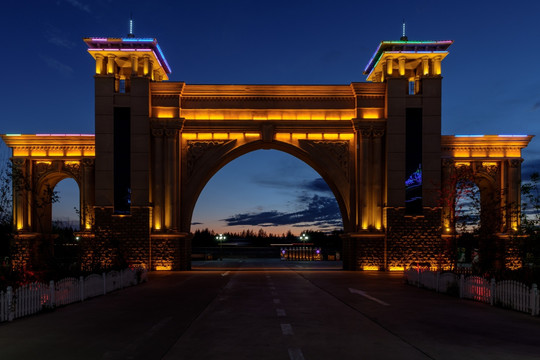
[0,267,147,323]
[405,269,539,316]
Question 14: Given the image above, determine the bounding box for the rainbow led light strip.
[363,40,453,75]
[85,37,171,74]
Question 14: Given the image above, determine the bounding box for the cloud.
[39,54,74,76]
[222,194,342,230]
[251,176,332,194]
[302,178,332,193]
[64,0,91,13]
[191,222,203,225]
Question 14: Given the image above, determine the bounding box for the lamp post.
[216,233,226,260]
[299,233,309,260]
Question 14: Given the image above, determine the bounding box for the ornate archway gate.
[2,36,532,271]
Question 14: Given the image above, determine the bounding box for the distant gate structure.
[2,35,533,271]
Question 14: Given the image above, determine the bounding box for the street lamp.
[299,233,309,260]
[216,233,226,260]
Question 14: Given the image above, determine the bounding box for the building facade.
[1,36,532,271]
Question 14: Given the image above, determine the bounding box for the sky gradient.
[1,0,539,234]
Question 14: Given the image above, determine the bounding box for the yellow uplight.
[245,133,260,138]
[323,133,339,140]
[182,133,197,140]
[155,265,172,271]
[363,266,379,271]
[339,134,354,140]
[454,161,470,167]
[389,266,405,271]
[66,150,82,156]
[65,161,80,166]
[36,161,52,165]
[360,108,383,119]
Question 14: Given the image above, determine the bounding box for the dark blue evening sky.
[1,1,539,233]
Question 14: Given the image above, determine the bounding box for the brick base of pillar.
[151,233,192,270]
[385,207,450,270]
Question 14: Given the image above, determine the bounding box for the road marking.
[281,323,294,335]
[276,308,287,317]
[273,298,281,304]
[288,348,305,360]
[349,288,390,306]
[221,271,230,277]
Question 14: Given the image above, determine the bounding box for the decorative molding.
[186,140,233,176]
[301,140,350,178]
[509,159,522,168]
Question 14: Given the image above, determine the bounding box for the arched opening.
[454,172,500,270]
[190,149,344,261]
[52,178,80,231]
[51,177,80,271]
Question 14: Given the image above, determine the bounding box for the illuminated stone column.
[143,55,150,77]
[130,55,139,76]
[360,127,372,229]
[386,57,393,76]
[95,54,105,75]
[398,57,406,76]
[507,159,522,230]
[422,57,429,76]
[432,56,442,75]
[152,128,164,230]
[441,159,455,232]
[82,158,95,230]
[164,128,178,229]
[11,158,29,231]
[106,54,116,75]
[372,128,384,229]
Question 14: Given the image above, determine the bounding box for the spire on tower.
[400,19,408,41]
[127,12,135,38]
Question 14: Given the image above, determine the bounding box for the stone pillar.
[386,57,393,76]
[82,158,95,230]
[11,158,29,231]
[106,54,116,75]
[143,55,150,77]
[372,128,384,229]
[441,159,455,232]
[95,54,105,75]
[360,127,371,229]
[398,57,406,76]
[130,55,139,76]
[164,128,178,229]
[422,57,429,76]
[508,159,522,230]
[432,57,442,75]
[152,128,164,230]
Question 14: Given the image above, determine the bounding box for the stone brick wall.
[150,235,191,270]
[385,208,450,270]
[81,207,151,270]
[343,234,384,270]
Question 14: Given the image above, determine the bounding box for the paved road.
[0,259,539,359]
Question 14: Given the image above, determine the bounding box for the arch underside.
[182,138,353,233]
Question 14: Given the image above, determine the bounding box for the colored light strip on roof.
[364,40,453,75]
[121,38,155,42]
[5,134,21,136]
[498,135,529,137]
[454,135,485,137]
[35,134,95,137]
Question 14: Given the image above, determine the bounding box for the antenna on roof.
[127,12,135,38]
[400,19,408,41]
